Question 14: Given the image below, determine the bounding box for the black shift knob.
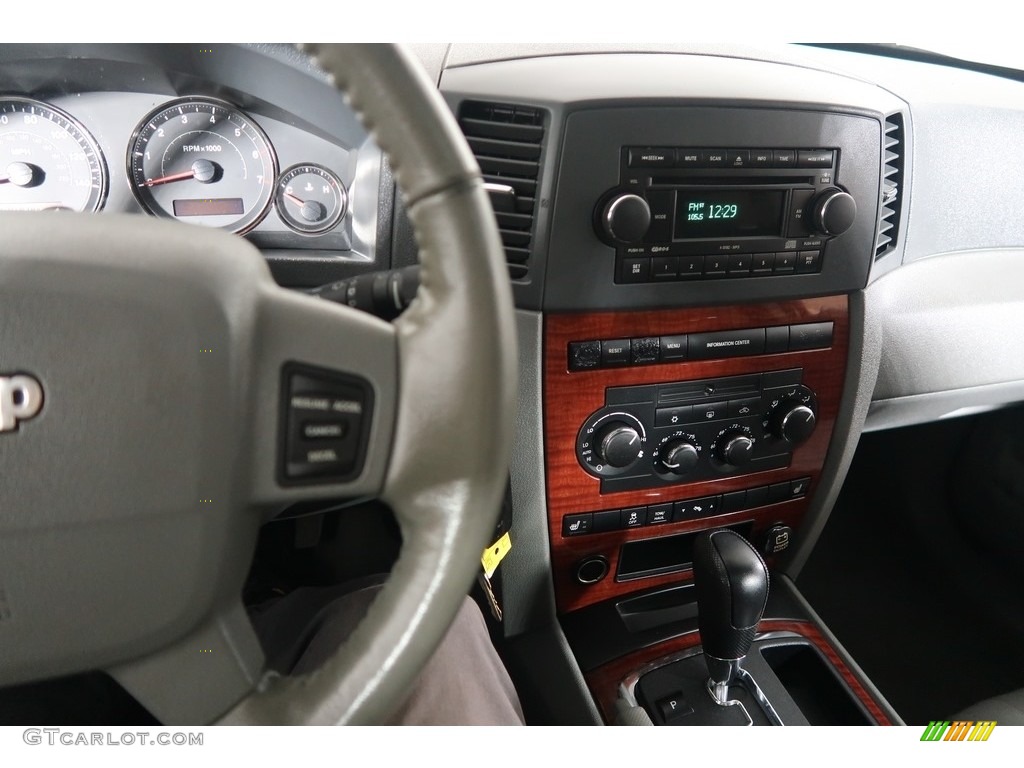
[693,529,769,662]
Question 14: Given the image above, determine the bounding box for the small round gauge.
[275,164,347,235]
[127,97,277,234]
[0,97,107,213]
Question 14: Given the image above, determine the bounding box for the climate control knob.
[716,431,755,468]
[660,439,700,476]
[810,188,856,236]
[596,422,643,469]
[598,193,651,244]
[771,403,817,444]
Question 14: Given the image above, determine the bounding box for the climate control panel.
[576,368,816,492]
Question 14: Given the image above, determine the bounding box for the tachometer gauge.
[127,97,277,234]
[275,164,347,235]
[0,97,107,213]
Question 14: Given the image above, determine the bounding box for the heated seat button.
[789,322,834,351]
[562,513,592,537]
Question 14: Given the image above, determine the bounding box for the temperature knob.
[715,430,755,468]
[771,403,817,444]
[810,187,856,236]
[595,422,643,469]
[659,439,700,476]
[598,193,651,244]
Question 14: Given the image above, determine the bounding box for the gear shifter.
[692,529,769,704]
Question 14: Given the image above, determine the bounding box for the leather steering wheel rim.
[217,44,517,724]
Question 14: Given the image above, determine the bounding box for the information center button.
[689,328,766,359]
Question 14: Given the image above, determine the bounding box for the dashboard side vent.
[875,113,905,260]
[458,101,546,280]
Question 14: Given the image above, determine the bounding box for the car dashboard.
[3,42,1024,727]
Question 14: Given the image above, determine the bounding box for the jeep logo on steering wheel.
[0,374,44,433]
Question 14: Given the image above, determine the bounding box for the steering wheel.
[0,44,516,724]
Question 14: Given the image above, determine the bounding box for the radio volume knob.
[811,188,856,236]
[599,193,651,244]
[596,423,643,469]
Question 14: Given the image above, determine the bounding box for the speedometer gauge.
[127,97,277,234]
[0,97,107,213]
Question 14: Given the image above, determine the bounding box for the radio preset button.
[678,255,703,279]
[651,255,679,279]
[727,253,752,276]
[703,255,728,277]
[752,253,774,274]
[773,252,796,273]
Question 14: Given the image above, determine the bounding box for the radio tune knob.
[716,431,755,468]
[811,188,857,236]
[599,193,651,244]
[771,403,817,444]
[660,439,700,476]
[595,423,643,469]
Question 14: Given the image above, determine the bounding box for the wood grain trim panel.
[543,296,849,612]
[584,618,893,725]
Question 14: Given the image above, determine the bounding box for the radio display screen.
[674,190,785,239]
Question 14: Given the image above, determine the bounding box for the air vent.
[875,113,905,260]
[458,101,546,280]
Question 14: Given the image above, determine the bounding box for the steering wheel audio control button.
[281,365,373,484]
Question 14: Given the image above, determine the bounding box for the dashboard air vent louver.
[875,113,905,260]
[458,101,546,280]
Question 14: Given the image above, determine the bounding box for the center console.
[443,52,908,726]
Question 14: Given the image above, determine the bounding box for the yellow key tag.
[481,531,512,579]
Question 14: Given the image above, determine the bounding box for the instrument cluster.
[0,92,365,248]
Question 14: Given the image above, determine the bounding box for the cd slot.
[650,175,813,186]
